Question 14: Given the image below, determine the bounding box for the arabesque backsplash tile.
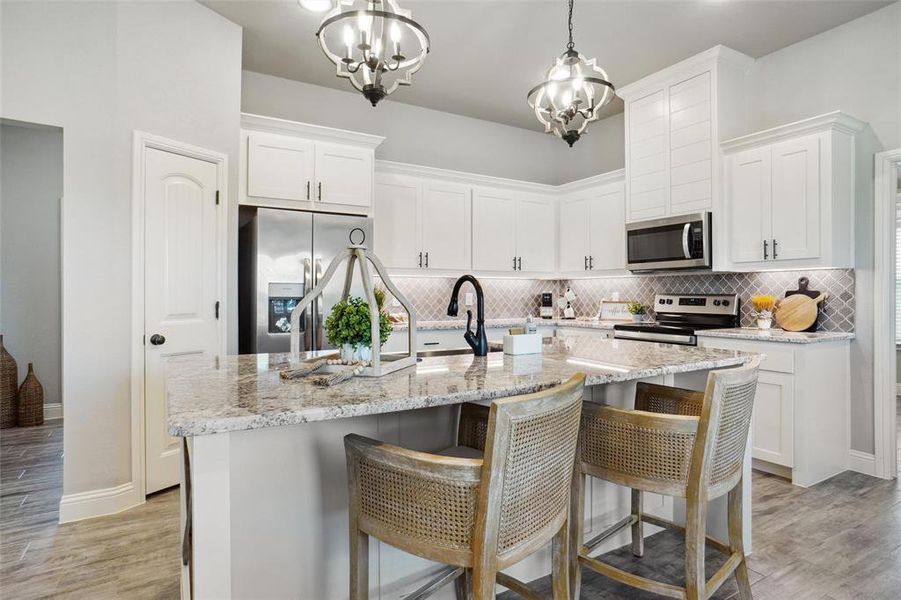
[380,269,854,333]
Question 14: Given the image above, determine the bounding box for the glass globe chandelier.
[527,0,615,147]
[315,0,430,107]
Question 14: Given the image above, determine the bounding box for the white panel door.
[627,89,668,221]
[559,197,591,272]
[668,72,712,213]
[472,188,516,272]
[751,371,794,467]
[373,173,421,269]
[421,181,470,270]
[589,183,626,271]
[315,142,373,208]
[515,194,555,273]
[144,148,220,493]
[770,135,821,261]
[728,147,771,264]
[247,133,314,201]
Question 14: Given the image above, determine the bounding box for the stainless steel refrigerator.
[238,206,373,354]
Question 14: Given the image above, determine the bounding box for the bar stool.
[569,357,760,600]
[344,374,585,600]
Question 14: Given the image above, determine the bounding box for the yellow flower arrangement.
[751,294,777,313]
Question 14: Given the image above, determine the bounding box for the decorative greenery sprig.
[325,296,393,348]
[626,301,648,316]
[751,294,777,313]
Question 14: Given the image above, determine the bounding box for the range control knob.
[666,299,673,305]
[713,300,721,306]
[659,299,666,304]
[722,300,730,306]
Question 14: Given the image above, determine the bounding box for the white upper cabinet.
[373,173,420,269]
[619,46,754,226]
[559,173,626,274]
[314,142,373,208]
[247,133,315,201]
[240,114,384,214]
[515,194,556,274]
[472,187,518,272]
[374,171,471,272]
[723,112,864,271]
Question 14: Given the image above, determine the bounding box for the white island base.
[180,369,751,600]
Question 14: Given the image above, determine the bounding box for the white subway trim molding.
[59,482,142,524]
[847,450,877,477]
[43,403,62,421]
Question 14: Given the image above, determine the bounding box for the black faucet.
[447,274,489,356]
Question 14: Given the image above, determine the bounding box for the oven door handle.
[681,223,692,259]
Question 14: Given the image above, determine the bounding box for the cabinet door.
[626,89,667,221]
[247,133,315,201]
[668,72,712,214]
[373,173,421,269]
[515,194,555,273]
[728,147,771,264]
[770,135,820,261]
[559,197,591,272]
[589,182,626,271]
[314,142,373,208]
[472,188,517,272]
[752,371,794,467]
[422,181,470,270]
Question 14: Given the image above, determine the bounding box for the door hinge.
[215,190,220,205]
[215,301,220,320]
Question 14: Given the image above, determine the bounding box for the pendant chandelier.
[527,0,615,147]
[315,0,430,107]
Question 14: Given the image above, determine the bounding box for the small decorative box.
[503,333,542,355]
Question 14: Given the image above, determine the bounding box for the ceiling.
[204,0,891,131]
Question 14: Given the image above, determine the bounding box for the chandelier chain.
[566,0,574,50]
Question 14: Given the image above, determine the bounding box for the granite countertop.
[695,328,855,344]
[393,318,623,331]
[166,337,752,437]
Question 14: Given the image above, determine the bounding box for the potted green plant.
[626,301,648,323]
[325,292,393,363]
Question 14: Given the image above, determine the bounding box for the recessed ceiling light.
[299,0,332,13]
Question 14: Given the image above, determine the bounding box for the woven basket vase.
[0,335,18,429]
[17,363,43,427]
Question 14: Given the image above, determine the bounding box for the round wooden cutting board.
[775,292,827,332]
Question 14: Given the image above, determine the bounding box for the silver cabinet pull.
[589,256,593,270]
[517,257,522,271]
[763,240,769,260]
[418,252,423,268]
[584,256,588,270]
[317,182,322,201]
[306,181,311,200]
[513,256,517,270]
[772,239,778,259]
[424,252,429,268]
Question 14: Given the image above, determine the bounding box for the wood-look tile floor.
[2,420,901,599]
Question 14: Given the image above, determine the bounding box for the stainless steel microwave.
[625,212,712,271]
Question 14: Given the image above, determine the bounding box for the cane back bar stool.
[344,374,586,600]
[569,357,760,600]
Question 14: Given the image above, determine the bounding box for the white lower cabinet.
[698,336,849,487]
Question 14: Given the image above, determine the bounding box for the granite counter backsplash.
[379,269,854,333]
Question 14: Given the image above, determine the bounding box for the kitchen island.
[168,335,754,600]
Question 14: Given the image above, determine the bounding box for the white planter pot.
[341,343,372,363]
[631,314,645,323]
[756,311,773,330]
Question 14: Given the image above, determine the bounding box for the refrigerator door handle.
[314,258,324,350]
[303,258,313,352]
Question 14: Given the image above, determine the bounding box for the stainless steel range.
[613,293,739,346]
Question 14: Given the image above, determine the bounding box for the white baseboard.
[847,449,877,477]
[59,481,143,523]
[44,403,62,421]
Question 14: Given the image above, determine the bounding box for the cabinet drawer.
[699,338,794,374]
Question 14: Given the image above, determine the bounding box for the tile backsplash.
[382,269,855,333]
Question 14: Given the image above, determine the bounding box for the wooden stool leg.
[684,495,708,600]
[454,568,472,600]
[552,520,571,600]
[472,563,497,600]
[568,471,585,600]
[728,481,753,600]
[631,489,644,557]
[349,528,369,600]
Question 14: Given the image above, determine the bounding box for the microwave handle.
[681,223,692,259]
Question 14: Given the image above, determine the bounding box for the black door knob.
[149,334,166,346]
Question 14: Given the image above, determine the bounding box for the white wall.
[242,70,590,186]
[1,0,242,498]
[0,122,64,406]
